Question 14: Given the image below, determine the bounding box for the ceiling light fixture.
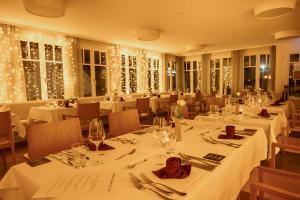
[253,0,296,19]
[23,0,66,18]
[185,44,206,52]
[275,30,300,40]
[136,29,160,41]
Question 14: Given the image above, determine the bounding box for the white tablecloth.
[196,105,287,158]
[100,100,136,113]
[0,120,267,200]
[11,113,26,138]
[27,106,77,123]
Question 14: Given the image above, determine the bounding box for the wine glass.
[88,119,105,150]
[170,105,179,122]
[153,117,162,138]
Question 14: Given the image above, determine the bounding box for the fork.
[115,149,136,160]
[127,158,147,168]
[208,137,241,148]
[140,173,187,196]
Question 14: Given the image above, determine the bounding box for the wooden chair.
[215,97,225,108]
[250,166,300,200]
[202,96,216,113]
[108,109,149,138]
[136,98,151,122]
[170,94,178,105]
[0,111,16,169]
[63,102,100,131]
[270,127,300,168]
[156,95,178,118]
[27,118,83,160]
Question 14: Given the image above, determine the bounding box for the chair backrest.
[215,97,225,108]
[250,166,300,200]
[77,102,100,121]
[0,111,13,144]
[203,96,216,112]
[27,118,83,159]
[136,98,150,113]
[280,127,300,149]
[194,91,202,102]
[108,109,140,137]
[170,95,178,105]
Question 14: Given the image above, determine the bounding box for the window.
[129,56,137,93]
[21,41,42,101]
[184,60,202,93]
[45,44,64,99]
[120,55,137,94]
[222,58,232,94]
[147,58,160,92]
[244,55,256,89]
[167,61,177,91]
[210,59,220,94]
[259,54,271,91]
[79,49,107,97]
[289,53,300,96]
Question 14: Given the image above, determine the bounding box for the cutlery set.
[110,137,139,144]
[202,136,242,148]
[126,158,148,168]
[179,153,218,171]
[129,172,186,200]
[115,149,136,160]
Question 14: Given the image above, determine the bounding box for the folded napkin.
[218,134,244,140]
[87,141,115,151]
[152,157,191,179]
[258,109,270,118]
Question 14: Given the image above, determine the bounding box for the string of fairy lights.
[210,58,233,94]
[109,45,162,95]
[0,24,77,102]
[1,23,162,103]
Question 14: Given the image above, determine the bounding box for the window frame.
[78,48,108,97]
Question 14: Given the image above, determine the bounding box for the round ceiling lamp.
[275,30,300,40]
[23,0,66,18]
[253,0,296,19]
[136,29,160,41]
[185,44,206,52]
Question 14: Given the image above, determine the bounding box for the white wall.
[275,38,300,97]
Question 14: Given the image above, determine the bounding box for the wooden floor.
[1,137,300,200]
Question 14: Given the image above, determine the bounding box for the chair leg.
[0,150,7,170]
[11,145,17,164]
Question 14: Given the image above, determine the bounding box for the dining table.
[195,103,288,159]
[0,119,267,200]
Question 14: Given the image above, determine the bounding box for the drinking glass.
[170,105,179,122]
[88,119,105,150]
[152,117,165,138]
[71,142,87,169]
[165,128,176,154]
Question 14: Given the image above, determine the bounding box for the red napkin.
[87,141,115,151]
[152,157,191,179]
[258,109,270,118]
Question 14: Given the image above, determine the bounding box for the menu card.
[33,169,117,198]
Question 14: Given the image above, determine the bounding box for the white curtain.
[0,24,26,103]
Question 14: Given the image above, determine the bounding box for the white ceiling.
[0,0,299,55]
